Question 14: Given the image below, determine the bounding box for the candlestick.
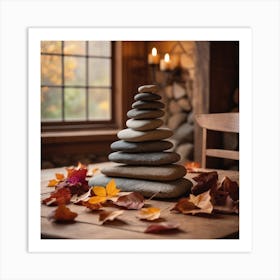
[148,47,160,65]
[160,53,172,71]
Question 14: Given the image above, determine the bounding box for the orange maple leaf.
[137,207,161,221]
[92,179,120,200]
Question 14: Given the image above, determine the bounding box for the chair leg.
[201,128,206,168]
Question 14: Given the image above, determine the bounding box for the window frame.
[41,41,119,132]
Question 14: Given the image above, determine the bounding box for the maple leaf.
[191,171,218,195]
[42,188,71,206]
[113,192,145,210]
[55,173,65,180]
[92,179,120,200]
[172,190,213,215]
[144,222,180,233]
[99,210,124,224]
[48,204,77,223]
[48,179,59,187]
[137,207,161,221]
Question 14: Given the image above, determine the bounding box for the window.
[41,41,114,130]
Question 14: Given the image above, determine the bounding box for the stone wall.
[148,41,197,163]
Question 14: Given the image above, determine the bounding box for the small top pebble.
[138,85,159,93]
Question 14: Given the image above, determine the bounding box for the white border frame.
[28,27,252,253]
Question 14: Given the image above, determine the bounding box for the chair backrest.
[195,113,239,168]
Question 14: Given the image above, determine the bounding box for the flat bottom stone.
[88,174,192,198]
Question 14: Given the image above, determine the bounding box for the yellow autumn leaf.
[92,186,107,197]
[55,173,65,181]
[48,179,59,187]
[88,196,107,204]
[106,179,120,197]
[136,207,161,221]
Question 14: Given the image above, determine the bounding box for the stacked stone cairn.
[89,85,192,198]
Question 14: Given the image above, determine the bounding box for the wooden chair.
[195,113,239,168]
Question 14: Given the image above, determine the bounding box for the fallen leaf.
[214,196,239,214]
[172,190,213,215]
[70,189,91,204]
[144,222,180,233]
[48,179,59,187]
[88,196,107,204]
[137,207,161,220]
[82,200,103,210]
[99,210,124,224]
[113,192,145,209]
[92,186,107,197]
[42,188,72,206]
[55,173,65,181]
[191,171,218,195]
[106,179,120,197]
[48,204,77,222]
[220,176,239,201]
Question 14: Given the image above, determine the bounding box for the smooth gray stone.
[127,109,164,119]
[111,140,173,153]
[138,84,159,93]
[132,100,164,110]
[134,92,161,101]
[108,151,180,165]
[101,164,186,181]
[88,174,192,198]
[117,128,173,142]
[126,119,163,131]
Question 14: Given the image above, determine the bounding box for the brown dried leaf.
[82,200,103,210]
[42,188,72,206]
[191,171,218,195]
[48,204,77,223]
[136,207,161,221]
[172,190,213,215]
[99,210,124,224]
[144,222,180,233]
[220,176,239,201]
[114,192,145,210]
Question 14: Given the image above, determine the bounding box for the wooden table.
[41,162,239,239]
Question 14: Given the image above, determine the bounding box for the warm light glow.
[164,53,170,62]
[152,47,157,56]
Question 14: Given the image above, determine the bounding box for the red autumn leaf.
[214,196,239,214]
[99,210,124,224]
[42,187,71,206]
[48,204,77,223]
[220,176,239,201]
[113,192,145,210]
[144,222,180,233]
[171,190,213,215]
[191,171,218,195]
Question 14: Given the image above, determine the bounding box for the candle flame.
[164,53,170,62]
[152,47,157,56]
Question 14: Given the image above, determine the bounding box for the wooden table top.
[41,162,239,239]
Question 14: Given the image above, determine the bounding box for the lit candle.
[148,47,160,65]
[160,53,172,71]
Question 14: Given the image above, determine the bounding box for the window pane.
[63,41,86,55]
[41,87,62,121]
[64,56,86,86]
[88,58,111,86]
[65,88,86,120]
[89,88,111,120]
[88,41,111,57]
[41,41,62,54]
[41,55,62,86]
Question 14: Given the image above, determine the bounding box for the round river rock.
[138,84,159,93]
[101,164,186,181]
[111,140,173,153]
[127,109,164,120]
[108,151,180,165]
[126,118,163,131]
[134,92,161,101]
[132,100,164,110]
[89,174,192,198]
[117,128,173,142]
